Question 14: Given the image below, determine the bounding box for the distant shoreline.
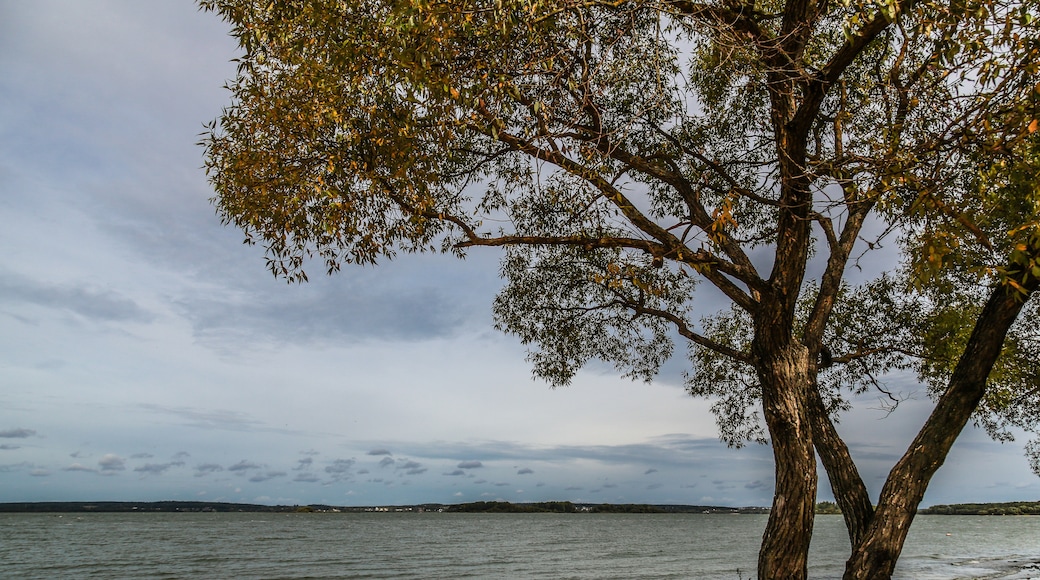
[1,500,1037,515]
[0,500,764,514]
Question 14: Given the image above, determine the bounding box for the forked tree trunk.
[756,341,818,580]
[842,273,1038,579]
[808,387,874,547]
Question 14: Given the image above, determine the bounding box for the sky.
[0,0,1037,509]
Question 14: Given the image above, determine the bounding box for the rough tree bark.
[842,267,1039,579]
[755,338,818,580]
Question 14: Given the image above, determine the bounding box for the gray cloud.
[98,454,125,472]
[744,480,769,490]
[378,457,395,468]
[175,270,475,347]
[0,273,153,323]
[249,470,285,483]
[228,460,261,472]
[0,462,33,473]
[517,468,534,475]
[444,469,466,476]
[130,453,153,459]
[63,463,96,473]
[194,463,223,477]
[457,460,483,469]
[367,448,392,456]
[326,459,355,473]
[0,428,36,438]
[294,473,320,483]
[325,459,355,482]
[294,457,313,470]
[139,404,290,434]
[1,444,20,450]
[134,461,184,476]
[644,468,659,475]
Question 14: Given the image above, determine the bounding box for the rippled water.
[2,512,1038,578]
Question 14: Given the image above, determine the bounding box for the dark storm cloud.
[0,273,154,323]
[0,428,37,438]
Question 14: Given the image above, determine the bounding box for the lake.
[2,512,1038,578]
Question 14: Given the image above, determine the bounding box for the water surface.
[2,512,1038,578]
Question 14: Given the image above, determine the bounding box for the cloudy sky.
[1,0,1036,508]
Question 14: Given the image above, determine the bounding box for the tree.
[197,1,1040,578]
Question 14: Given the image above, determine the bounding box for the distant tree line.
[815,501,842,515]
[0,501,281,513]
[921,502,1040,516]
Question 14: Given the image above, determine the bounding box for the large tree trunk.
[756,340,818,580]
[843,273,1038,579]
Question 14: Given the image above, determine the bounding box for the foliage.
[198,0,1040,577]
[921,501,1040,515]
[815,501,843,515]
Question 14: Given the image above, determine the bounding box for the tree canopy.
[199,1,1040,578]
